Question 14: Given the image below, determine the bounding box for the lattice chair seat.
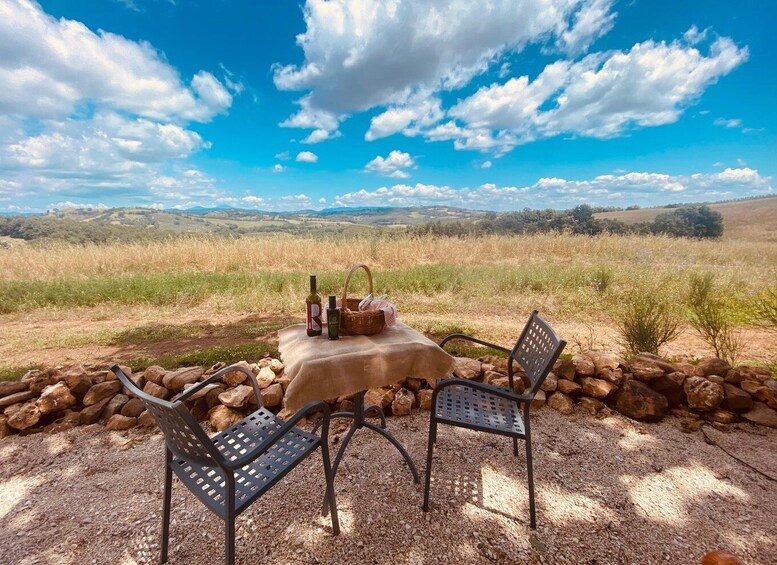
[434,381,525,437]
[174,409,320,518]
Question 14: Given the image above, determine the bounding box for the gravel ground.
[1,408,775,565]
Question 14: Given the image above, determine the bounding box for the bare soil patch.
[1,307,774,375]
[1,409,775,564]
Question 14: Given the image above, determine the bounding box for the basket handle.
[341,263,374,312]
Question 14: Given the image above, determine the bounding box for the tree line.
[0,204,724,245]
[407,204,724,239]
[0,216,177,245]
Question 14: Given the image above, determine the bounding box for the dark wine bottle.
[306,275,323,336]
[327,294,340,340]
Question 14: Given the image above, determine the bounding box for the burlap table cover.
[279,321,455,411]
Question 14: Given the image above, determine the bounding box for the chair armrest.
[176,364,263,407]
[432,377,526,406]
[221,401,331,471]
[438,333,511,355]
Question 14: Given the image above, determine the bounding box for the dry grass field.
[0,229,775,377]
[595,196,777,242]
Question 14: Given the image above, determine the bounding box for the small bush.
[687,273,742,363]
[571,323,605,353]
[754,285,777,331]
[617,290,681,355]
[591,266,614,293]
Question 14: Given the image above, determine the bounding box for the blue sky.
[0,0,775,212]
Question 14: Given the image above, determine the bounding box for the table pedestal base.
[316,390,420,515]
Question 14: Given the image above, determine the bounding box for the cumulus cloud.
[296,151,318,163]
[364,151,415,178]
[4,112,204,169]
[273,2,746,155]
[444,34,748,153]
[302,129,341,144]
[272,164,285,173]
[0,0,237,211]
[333,168,772,210]
[274,0,618,138]
[481,161,492,169]
[0,0,232,122]
[365,94,444,141]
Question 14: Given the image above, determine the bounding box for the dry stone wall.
[1,352,776,439]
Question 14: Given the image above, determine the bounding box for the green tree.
[651,205,723,238]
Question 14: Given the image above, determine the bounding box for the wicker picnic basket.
[340,263,386,336]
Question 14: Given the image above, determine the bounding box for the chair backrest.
[509,311,566,396]
[111,365,222,467]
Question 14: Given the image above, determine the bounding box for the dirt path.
[1,409,775,564]
[1,307,775,373]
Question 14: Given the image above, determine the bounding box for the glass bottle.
[306,275,323,336]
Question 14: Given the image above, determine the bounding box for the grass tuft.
[125,343,279,373]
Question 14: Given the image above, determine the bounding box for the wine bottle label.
[306,303,322,332]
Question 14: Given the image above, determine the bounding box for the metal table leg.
[321,390,419,515]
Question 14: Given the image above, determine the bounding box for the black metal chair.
[422,311,566,528]
[111,364,339,565]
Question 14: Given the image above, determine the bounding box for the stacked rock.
[0,358,288,438]
[345,352,777,430]
[1,352,775,440]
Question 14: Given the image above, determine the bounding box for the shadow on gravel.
[0,409,775,564]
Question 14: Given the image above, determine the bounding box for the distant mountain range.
[2,196,775,244]
[1,205,489,240]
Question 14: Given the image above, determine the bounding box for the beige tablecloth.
[279,322,455,411]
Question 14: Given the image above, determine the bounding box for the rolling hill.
[595,196,777,241]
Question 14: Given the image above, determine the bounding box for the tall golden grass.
[2,232,775,282]
[1,232,775,370]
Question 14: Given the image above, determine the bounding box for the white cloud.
[334,168,772,210]
[115,0,141,12]
[1,112,205,179]
[0,0,232,122]
[365,94,443,141]
[274,0,618,139]
[302,128,341,144]
[275,151,291,160]
[272,164,285,173]
[481,161,492,169]
[241,196,266,204]
[365,151,415,178]
[712,161,725,167]
[281,194,312,208]
[714,117,743,129]
[47,201,109,211]
[683,26,709,45]
[442,33,748,153]
[0,0,239,211]
[551,0,616,56]
[296,151,318,163]
[219,63,246,96]
[279,95,340,136]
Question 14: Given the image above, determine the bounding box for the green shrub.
[591,266,614,293]
[753,284,777,331]
[687,273,742,363]
[617,290,681,355]
[651,205,724,239]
